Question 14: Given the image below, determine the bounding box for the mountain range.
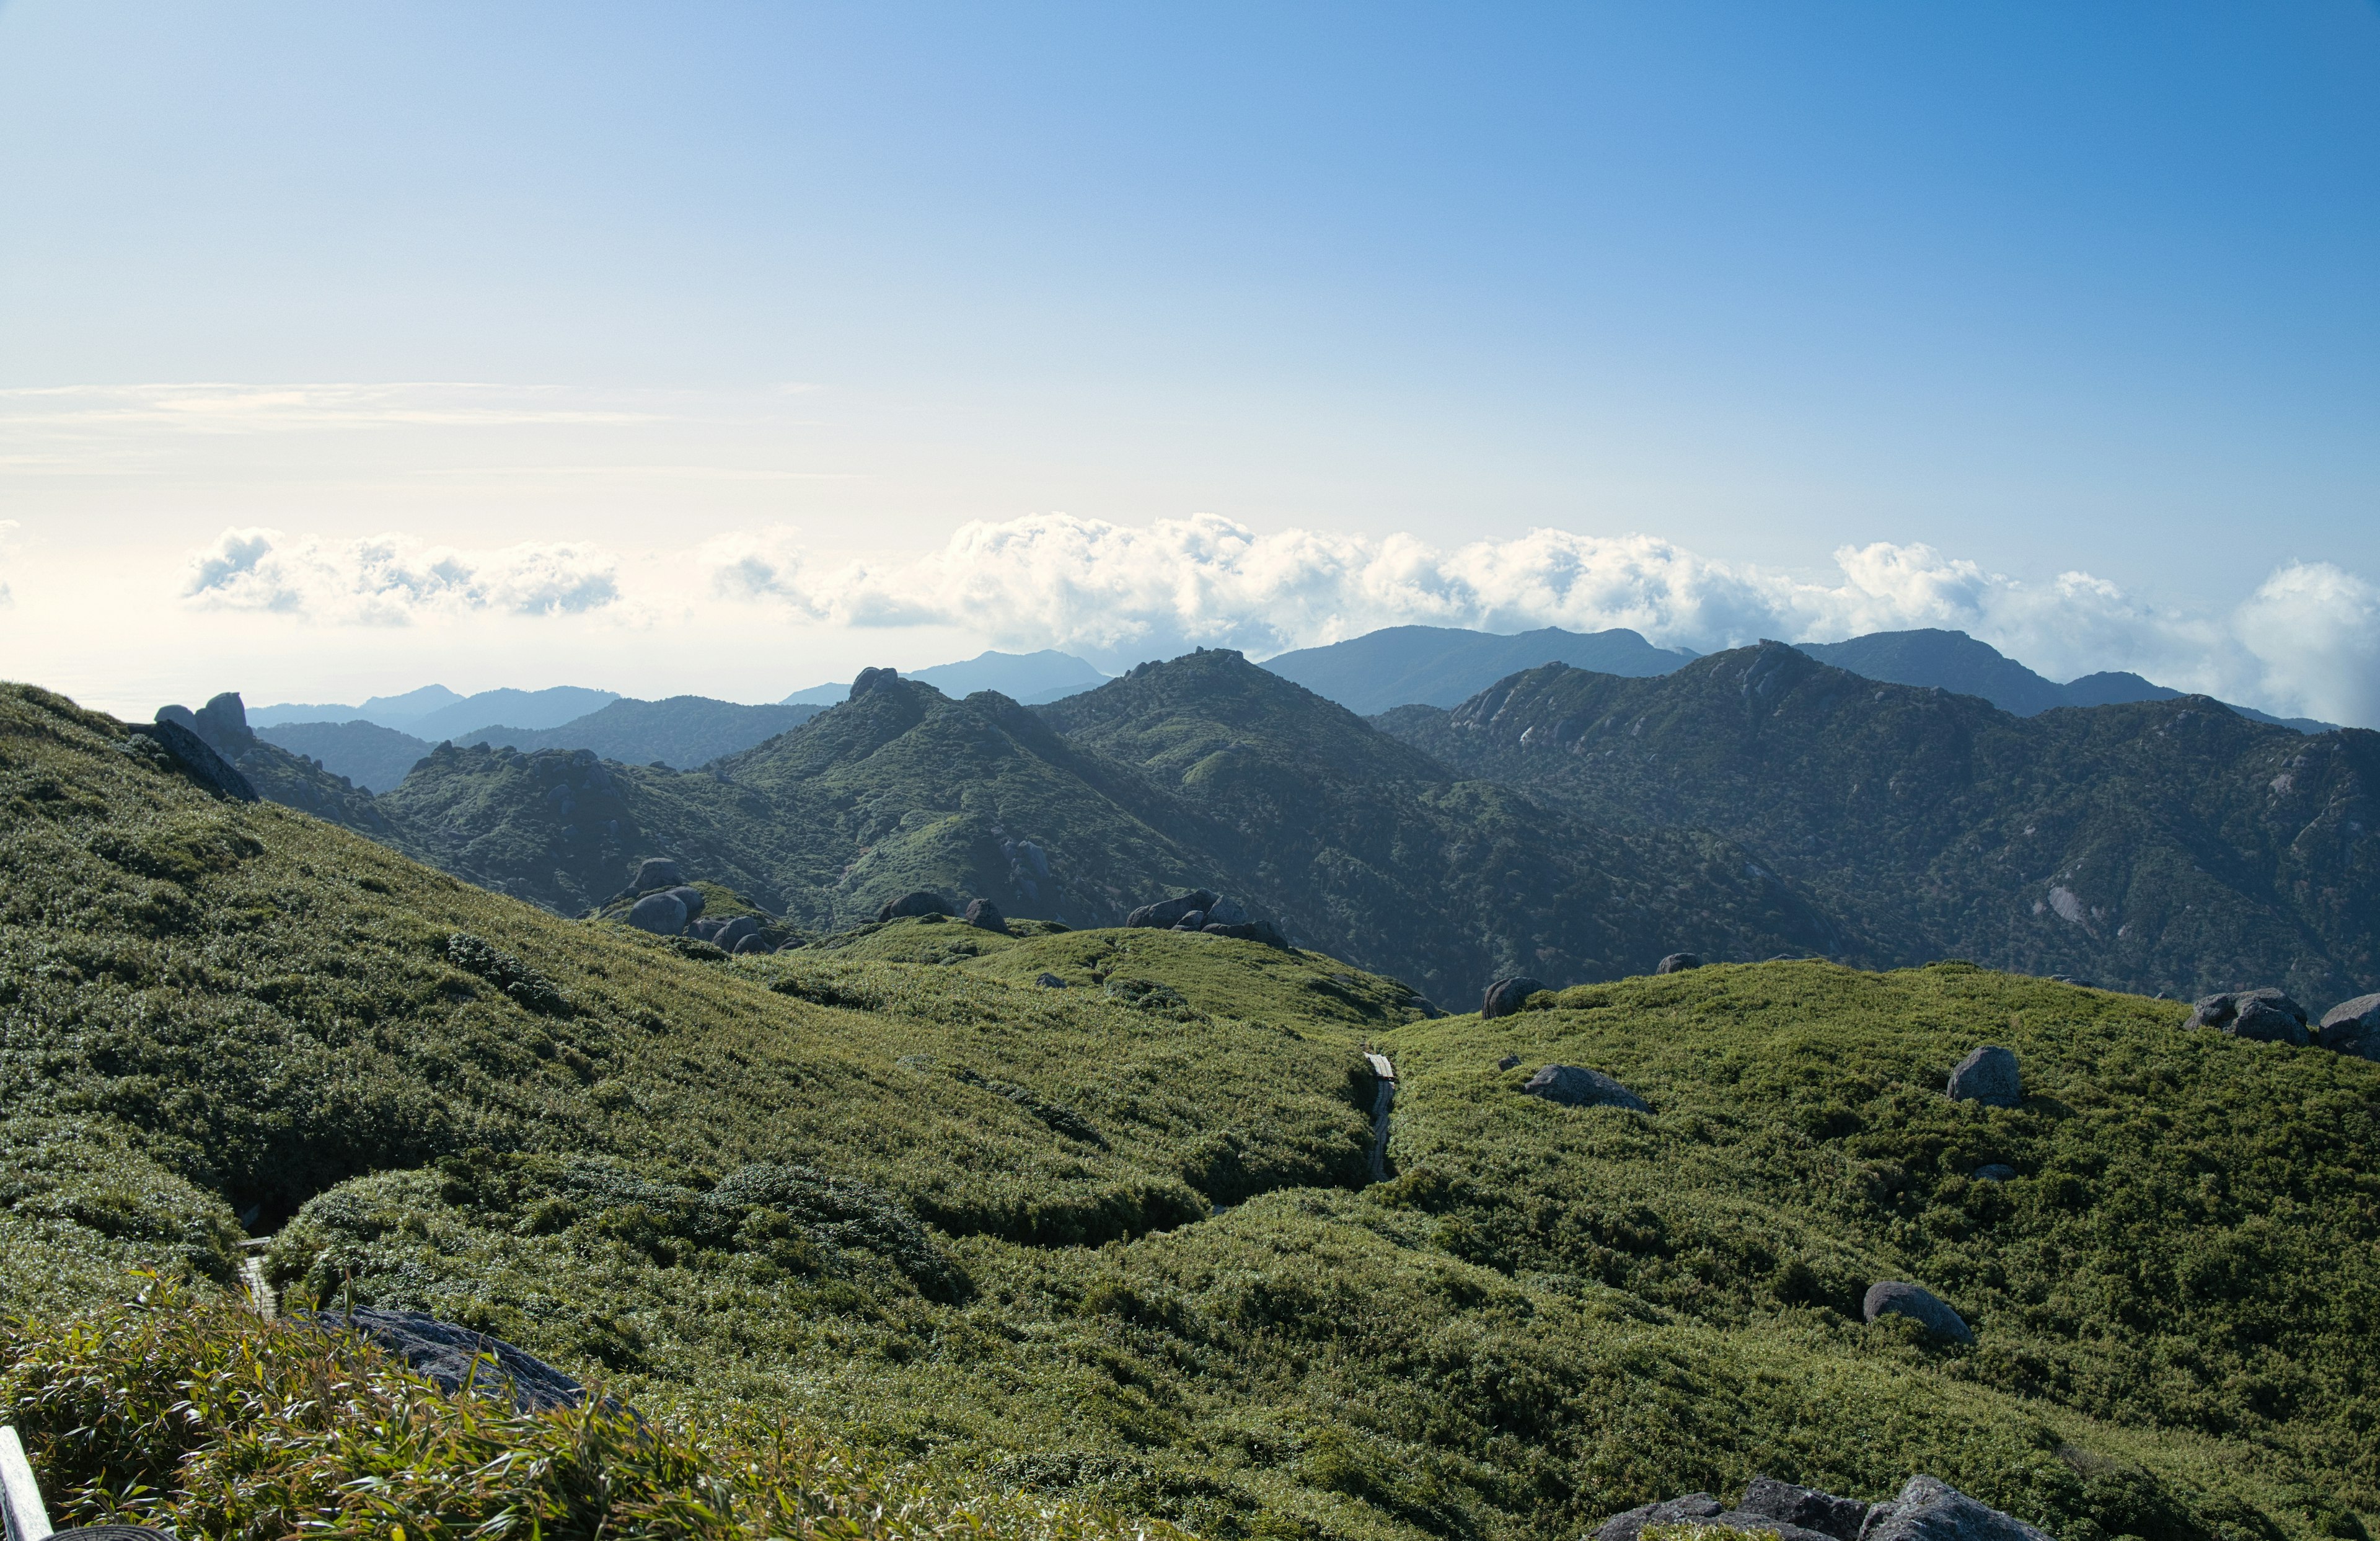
[162,631,2376,1006]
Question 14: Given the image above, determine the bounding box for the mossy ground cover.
[4,678,2378,1541]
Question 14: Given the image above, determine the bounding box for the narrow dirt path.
[239,1239,278,1320]
[1364,1052,1396,1182]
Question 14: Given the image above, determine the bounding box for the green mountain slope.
[253,716,435,792]
[8,677,2380,1541]
[1375,643,2380,1002]
[1040,650,1835,998]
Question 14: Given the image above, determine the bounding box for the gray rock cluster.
[2185,988,2309,1044]
[1597,1474,2048,1541]
[1946,1046,2021,1108]
[1655,952,1702,974]
[1481,975,1546,1018]
[1124,888,1288,948]
[619,861,782,954]
[1519,1063,1649,1113]
[1863,1281,1975,1344]
[2182,987,2380,1058]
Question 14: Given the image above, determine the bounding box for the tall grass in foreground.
[2,1280,1183,1541]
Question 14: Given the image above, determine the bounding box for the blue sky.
[2,2,2376,722]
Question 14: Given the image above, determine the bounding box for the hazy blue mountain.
[253,718,435,792]
[782,650,1111,707]
[249,683,619,734]
[249,684,461,729]
[1257,624,1696,714]
[407,686,622,740]
[1794,629,2334,731]
[455,695,824,768]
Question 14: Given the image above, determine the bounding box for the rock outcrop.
[1203,919,1289,949]
[1655,952,1702,974]
[1597,1476,2048,1541]
[1864,1475,2053,1541]
[628,891,687,935]
[964,898,1010,934]
[299,1307,590,1412]
[1946,1046,2021,1108]
[2185,989,2311,1046]
[1481,975,1546,1018]
[2319,993,2380,1059]
[632,857,684,891]
[1863,1281,1974,1344]
[1520,1063,1649,1113]
[1126,890,1219,929]
[877,890,954,922]
[127,716,260,802]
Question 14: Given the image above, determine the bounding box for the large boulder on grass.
[876,890,954,922]
[299,1307,588,1412]
[1481,976,1546,1019]
[1738,1477,1873,1541]
[1862,1281,1974,1345]
[631,857,684,891]
[2319,994,2380,1059]
[1946,1046,2021,1108]
[1520,1064,1649,1113]
[628,892,687,935]
[964,898,1010,934]
[1655,952,1702,975]
[2185,988,2307,1033]
[1861,1476,2053,1541]
[1126,890,1218,929]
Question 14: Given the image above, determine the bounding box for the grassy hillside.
[7,678,2380,1541]
[1378,643,2380,1003]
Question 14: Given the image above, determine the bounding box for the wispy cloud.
[181,527,623,624]
[0,520,19,606]
[702,513,2380,726]
[0,382,671,435]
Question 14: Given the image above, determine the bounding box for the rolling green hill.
[6,677,2380,1541]
[1377,643,2380,1004]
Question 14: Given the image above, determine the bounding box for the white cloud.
[0,519,18,605]
[180,527,623,624]
[700,513,2380,726]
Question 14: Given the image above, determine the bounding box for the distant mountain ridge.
[1794,628,2334,731]
[248,684,620,736]
[782,649,1112,707]
[1258,624,1695,714]
[454,696,823,767]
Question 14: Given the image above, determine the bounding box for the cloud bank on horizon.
[175,513,2380,729]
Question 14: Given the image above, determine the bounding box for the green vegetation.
[4,1284,1176,1541]
[7,677,2380,1541]
[1378,643,2380,1002]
